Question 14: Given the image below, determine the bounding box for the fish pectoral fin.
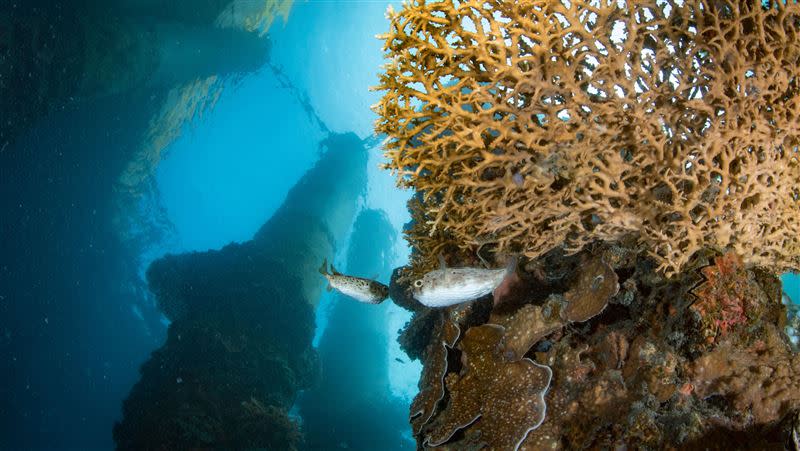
[438,253,447,270]
[331,263,341,275]
[326,283,332,292]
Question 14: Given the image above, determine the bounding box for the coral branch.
[375,0,800,277]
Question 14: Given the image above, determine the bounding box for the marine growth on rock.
[423,324,552,450]
[375,1,800,448]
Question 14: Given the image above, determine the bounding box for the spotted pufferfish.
[412,255,518,307]
[319,258,389,304]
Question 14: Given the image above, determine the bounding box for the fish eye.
[413,279,423,288]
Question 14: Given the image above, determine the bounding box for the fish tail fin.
[319,258,329,275]
[493,254,521,306]
[505,254,519,277]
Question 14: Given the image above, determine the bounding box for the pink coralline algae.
[690,251,768,343]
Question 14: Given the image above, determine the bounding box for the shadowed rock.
[114,133,368,450]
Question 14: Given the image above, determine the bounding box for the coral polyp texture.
[423,324,552,450]
[374,0,800,276]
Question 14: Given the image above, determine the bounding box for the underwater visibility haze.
[2,0,800,450]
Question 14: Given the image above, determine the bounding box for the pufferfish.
[412,255,518,307]
[319,259,389,304]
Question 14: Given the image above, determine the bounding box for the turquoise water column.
[299,209,413,450]
[783,273,800,344]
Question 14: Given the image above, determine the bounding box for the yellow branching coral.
[374,0,800,276]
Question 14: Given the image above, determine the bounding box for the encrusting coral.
[374,0,800,277]
[562,256,619,322]
[410,315,461,436]
[689,323,800,426]
[496,299,563,361]
[395,243,800,449]
[423,324,552,450]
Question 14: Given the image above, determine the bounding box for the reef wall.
[299,208,412,450]
[375,1,800,449]
[394,245,800,449]
[114,133,368,449]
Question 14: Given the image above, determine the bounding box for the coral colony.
[375,0,799,278]
[376,1,800,449]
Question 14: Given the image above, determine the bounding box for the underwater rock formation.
[114,0,292,35]
[395,245,799,449]
[114,133,368,450]
[375,0,800,277]
[300,208,412,450]
[376,1,800,449]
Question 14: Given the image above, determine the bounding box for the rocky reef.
[392,245,799,449]
[376,1,800,449]
[114,133,368,449]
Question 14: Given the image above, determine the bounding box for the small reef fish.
[319,259,389,304]
[412,255,518,308]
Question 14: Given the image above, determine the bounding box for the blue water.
[154,0,421,406]
[1,1,799,449]
[1,91,166,448]
[785,274,800,300]
[156,0,422,405]
[0,1,414,449]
